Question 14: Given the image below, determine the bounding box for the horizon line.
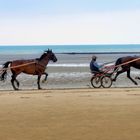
[0,44,140,46]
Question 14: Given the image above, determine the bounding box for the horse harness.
[34,59,47,75]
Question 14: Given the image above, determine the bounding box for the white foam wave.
[48,63,89,67]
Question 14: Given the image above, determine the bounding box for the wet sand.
[0,88,140,140]
[0,53,140,90]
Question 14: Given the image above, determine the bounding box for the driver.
[90,55,103,74]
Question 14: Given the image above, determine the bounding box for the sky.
[0,0,140,45]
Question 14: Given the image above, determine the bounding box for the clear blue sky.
[0,0,140,45]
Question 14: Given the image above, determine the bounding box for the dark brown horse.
[0,49,57,90]
[113,56,140,85]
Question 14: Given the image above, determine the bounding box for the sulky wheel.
[101,76,112,88]
[90,76,102,88]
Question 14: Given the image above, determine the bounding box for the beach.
[1,0,140,138]
[0,52,140,139]
[0,88,140,140]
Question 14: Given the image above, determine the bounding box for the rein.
[115,57,140,68]
[0,61,36,72]
[0,55,50,72]
[94,57,140,77]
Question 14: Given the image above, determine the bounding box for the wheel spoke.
[91,76,102,88]
[101,76,112,88]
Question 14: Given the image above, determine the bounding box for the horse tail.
[0,61,12,81]
[113,58,122,72]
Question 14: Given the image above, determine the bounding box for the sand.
[0,88,140,140]
[0,53,140,139]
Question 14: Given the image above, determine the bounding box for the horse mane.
[39,53,47,60]
[39,51,48,60]
[39,50,52,60]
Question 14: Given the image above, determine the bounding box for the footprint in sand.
[20,97,30,99]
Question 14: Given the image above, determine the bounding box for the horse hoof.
[135,77,140,80]
[112,79,116,82]
[14,88,19,90]
[134,82,138,85]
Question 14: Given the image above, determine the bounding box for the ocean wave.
[0,63,89,68]
[48,72,90,78]
[48,62,116,68]
[48,71,140,78]
[48,63,89,67]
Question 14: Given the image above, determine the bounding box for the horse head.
[44,49,57,62]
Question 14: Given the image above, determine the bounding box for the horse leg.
[112,69,126,82]
[15,79,20,87]
[11,73,19,90]
[42,72,48,83]
[37,75,42,89]
[127,69,138,85]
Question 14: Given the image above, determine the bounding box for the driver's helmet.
[92,55,97,61]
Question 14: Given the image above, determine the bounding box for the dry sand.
[0,88,140,140]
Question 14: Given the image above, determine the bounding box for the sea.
[0,44,140,54]
[0,44,139,66]
[0,44,140,67]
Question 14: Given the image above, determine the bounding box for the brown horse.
[113,56,140,85]
[0,49,57,90]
